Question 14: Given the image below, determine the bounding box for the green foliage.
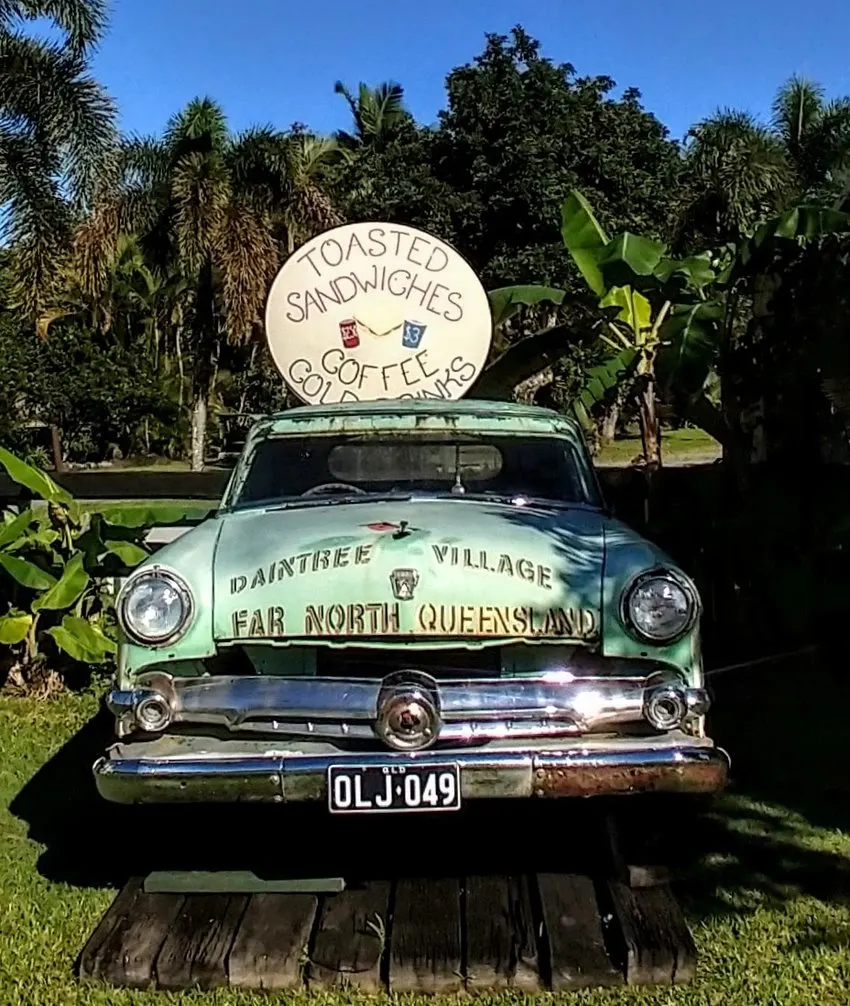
[431,28,682,291]
[488,286,565,328]
[0,448,179,688]
[573,349,638,430]
[0,318,178,463]
[483,189,726,459]
[0,1,117,316]
[680,75,850,249]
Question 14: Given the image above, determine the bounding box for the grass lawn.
[596,428,722,467]
[21,499,218,524]
[79,499,217,520]
[1,655,849,1003]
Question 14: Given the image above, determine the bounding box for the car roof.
[264,398,574,425]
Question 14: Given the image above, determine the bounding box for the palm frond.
[118,134,170,190]
[800,97,850,190]
[0,31,118,209]
[333,80,361,137]
[683,110,795,237]
[282,133,344,247]
[170,149,230,274]
[214,200,279,344]
[771,74,825,146]
[286,132,343,180]
[226,126,287,211]
[334,79,407,146]
[165,96,229,162]
[3,0,108,54]
[359,81,406,138]
[0,127,70,314]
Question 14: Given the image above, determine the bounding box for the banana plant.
[478,194,850,470]
[0,448,203,681]
[560,190,727,468]
[475,192,725,466]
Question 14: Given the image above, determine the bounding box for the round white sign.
[264,222,493,405]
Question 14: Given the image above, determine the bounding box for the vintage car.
[92,397,729,813]
[92,218,728,814]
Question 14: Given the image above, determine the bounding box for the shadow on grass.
[9,649,850,930]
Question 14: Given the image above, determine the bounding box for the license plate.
[327,763,461,814]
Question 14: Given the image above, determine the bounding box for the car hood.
[212,498,605,646]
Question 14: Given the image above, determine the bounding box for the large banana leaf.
[0,553,57,590]
[0,509,36,549]
[0,610,31,645]
[561,190,609,297]
[595,233,667,290]
[734,205,850,278]
[46,614,116,663]
[654,254,717,291]
[656,301,724,397]
[99,504,214,527]
[31,553,90,612]
[577,348,638,414]
[488,286,565,328]
[103,539,149,567]
[0,447,73,504]
[599,288,652,339]
[471,323,576,400]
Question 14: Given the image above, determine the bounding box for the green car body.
[93,399,728,814]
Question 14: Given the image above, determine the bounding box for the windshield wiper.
[232,493,413,513]
[433,491,586,510]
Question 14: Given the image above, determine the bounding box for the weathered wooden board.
[101,894,186,988]
[389,877,463,994]
[228,893,317,990]
[78,869,697,992]
[464,875,541,991]
[607,880,697,985]
[79,878,144,982]
[536,873,623,989]
[154,894,248,990]
[308,882,390,991]
[80,880,189,989]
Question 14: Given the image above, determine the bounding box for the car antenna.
[451,443,466,495]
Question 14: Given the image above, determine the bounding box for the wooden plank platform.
[79,871,697,992]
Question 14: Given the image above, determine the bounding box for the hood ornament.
[389,567,419,601]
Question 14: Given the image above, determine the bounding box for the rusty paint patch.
[533,759,728,799]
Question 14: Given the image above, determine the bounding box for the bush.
[0,319,178,464]
[0,448,196,694]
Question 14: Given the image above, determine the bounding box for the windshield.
[232,432,598,508]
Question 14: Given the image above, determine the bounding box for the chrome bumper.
[93,738,729,805]
[107,668,710,745]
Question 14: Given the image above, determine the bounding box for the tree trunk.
[176,327,185,407]
[600,392,622,446]
[50,426,64,473]
[514,367,553,404]
[190,392,207,472]
[636,378,662,470]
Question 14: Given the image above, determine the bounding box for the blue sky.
[90,0,850,143]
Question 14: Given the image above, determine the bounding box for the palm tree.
[333,80,408,151]
[680,75,850,246]
[70,98,342,469]
[0,0,117,315]
[771,76,850,205]
[281,130,344,251]
[678,112,794,246]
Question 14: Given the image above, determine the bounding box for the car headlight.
[622,570,697,644]
[117,568,193,646]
